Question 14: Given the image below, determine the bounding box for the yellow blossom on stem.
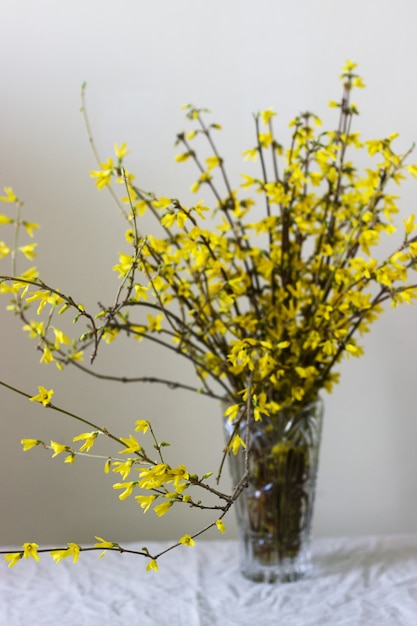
[242,148,258,162]
[23,543,40,562]
[67,350,84,362]
[154,501,173,517]
[29,386,54,406]
[94,536,119,555]
[113,481,137,500]
[161,212,176,228]
[94,537,115,548]
[229,434,246,455]
[39,346,55,365]
[205,155,221,171]
[22,221,39,237]
[50,543,80,564]
[4,552,22,568]
[112,459,134,480]
[133,284,149,301]
[193,200,209,219]
[403,214,417,235]
[260,107,276,125]
[90,158,114,190]
[25,290,62,315]
[50,549,68,564]
[146,559,158,572]
[137,464,170,489]
[20,438,40,451]
[50,441,67,458]
[114,142,128,160]
[190,172,211,192]
[119,434,141,454]
[18,243,37,260]
[146,313,163,332]
[67,543,81,563]
[223,404,240,421]
[102,328,118,344]
[0,187,18,202]
[179,534,195,547]
[405,163,417,178]
[0,241,11,258]
[135,494,157,513]
[353,76,366,88]
[22,321,44,338]
[53,328,70,348]
[72,431,99,452]
[168,464,189,487]
[152,196,172,210]
[175,152,192,163]
[341,59,357,74]
[134,420,149,434]
[215,519,226,534]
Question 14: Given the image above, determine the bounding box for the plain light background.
[0,0,417,548]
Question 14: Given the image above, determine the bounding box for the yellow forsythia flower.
[260,107,276,125]
[23,543,40,561]
[20,438,40,451]
[18,243,37,260]
[50,543,80,564]
[114,142,128,160]
[134,420,149,434]
[230,435,246,455]
[179,534,195,547]
[0,187,17,202]
[119,434,141,454]
[113,481,136,500]
[29,386,54,406]
[94,536,118,549]
[4,553,22,568]
[146,559,159,572]
[72,431,99,452]
[50,441,67,458]
[215,519,226,534]
[154,501,173,517]
[205,155,221,171]
[135,494,157,513]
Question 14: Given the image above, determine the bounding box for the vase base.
[240,549,313,584]
[241,563,312,583]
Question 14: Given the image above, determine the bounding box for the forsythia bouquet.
[0,60,416,570]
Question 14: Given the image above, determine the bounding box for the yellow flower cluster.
[84,61,417,412]
[1,62,417,413]
[1,61,417,570]
[3,407,227,570]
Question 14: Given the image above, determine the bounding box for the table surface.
[1,535,417,626]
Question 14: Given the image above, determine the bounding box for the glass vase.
[224,398,323,583]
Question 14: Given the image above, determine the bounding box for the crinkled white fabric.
[1,536,417,625]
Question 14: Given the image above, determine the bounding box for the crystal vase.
[224,398,323,583]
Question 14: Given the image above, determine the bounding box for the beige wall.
[1,0,417,546]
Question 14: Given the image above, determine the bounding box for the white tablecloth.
[1,536,417,625]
